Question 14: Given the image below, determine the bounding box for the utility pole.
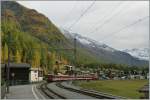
[38,48,42,83]
[7,32,11,93]
[74,36,77,76]
[4,4,10,93]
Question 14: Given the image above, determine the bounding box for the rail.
[56,81,126,99]
[40,82,66,99]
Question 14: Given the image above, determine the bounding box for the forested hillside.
[1,1,71,74]
[1,1,102,74]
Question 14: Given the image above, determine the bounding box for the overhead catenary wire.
[62,1,148,51]
[62,1,78,27]
[88,1,123,33]
[67,0,96,30]
[90,1,125,34]
[100,16,149,42]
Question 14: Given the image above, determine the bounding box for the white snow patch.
[123,48,149,60]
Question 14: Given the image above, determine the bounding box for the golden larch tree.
[32,50,41,68]
[3,43,8,62]
[15,50,22,63]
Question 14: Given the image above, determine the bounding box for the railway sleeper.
[46,83,67,99]
[56,82,126,99]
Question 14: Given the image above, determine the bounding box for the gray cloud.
[18,1,149,50]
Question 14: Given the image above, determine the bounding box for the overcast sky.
[17,1,149,50]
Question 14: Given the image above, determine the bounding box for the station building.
[1,63,44,85]
[1,63,31,85]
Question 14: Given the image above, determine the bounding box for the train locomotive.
[46,74,98,82]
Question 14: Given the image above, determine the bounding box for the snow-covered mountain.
[60,28,148,66]
[123,48,149,60]
[60,29,116,52]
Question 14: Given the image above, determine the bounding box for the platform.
[6,84,46,99]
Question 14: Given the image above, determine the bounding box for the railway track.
[56,81,126,99]
[40,82,66,99]
[40,81,126,99]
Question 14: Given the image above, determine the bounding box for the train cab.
[46,74,54,82]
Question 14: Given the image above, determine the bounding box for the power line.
[100,16,149,42]
[88,1,123,33]
[90,1,125,34]
[68,0,96,30]
[62,1,78,27]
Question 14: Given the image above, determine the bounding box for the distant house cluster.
[73,68,149,80]
[98,70,149,80]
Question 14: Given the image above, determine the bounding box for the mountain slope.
[123,48,149,60]
[1,1,104,69]
[60,29,148,67]
[1,1,71,48]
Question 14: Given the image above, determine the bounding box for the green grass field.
[74,80,148,99]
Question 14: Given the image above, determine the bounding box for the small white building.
[64,65,75,71]
[147,73,149,79]
[30,68,43,82]
[139,75,145,79]
[129,75,135,79]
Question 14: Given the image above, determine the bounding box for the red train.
[46,74,98,82]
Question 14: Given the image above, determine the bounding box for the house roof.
[1,63,31,68]
[30,68,43,71]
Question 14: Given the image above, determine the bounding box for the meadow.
[74,80,149,99]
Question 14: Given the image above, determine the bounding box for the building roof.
[1,63,31,68]
[30,68,43,71]
[139,84,149,93]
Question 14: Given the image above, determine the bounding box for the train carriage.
[46,74,98,82]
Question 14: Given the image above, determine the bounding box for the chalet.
[64,65,75,71]
[63,65,75,75]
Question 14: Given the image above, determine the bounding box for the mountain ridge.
[60,28,148,67]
